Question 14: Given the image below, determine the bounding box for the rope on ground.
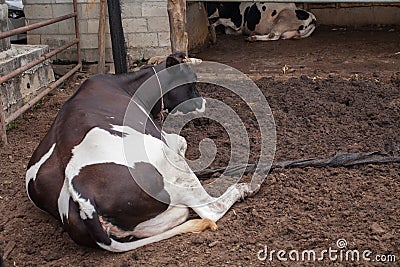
[195,151,400,179]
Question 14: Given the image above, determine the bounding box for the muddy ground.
[1,26,399,266]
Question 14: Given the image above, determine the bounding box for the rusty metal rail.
[0,0,81,146]
[0,13,77,40]
[190,0,399,2]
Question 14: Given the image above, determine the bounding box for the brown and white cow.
[26,52,258,252]
[207,2,316,42]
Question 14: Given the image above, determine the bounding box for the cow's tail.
[92,218,218,253]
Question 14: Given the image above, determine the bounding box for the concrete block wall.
[0,45,55,117]
[310,6,400,26]
[23,0,172,63]
[20,1,400,64]
[121,0,171,61]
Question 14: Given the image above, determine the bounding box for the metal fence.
[0,0,81,146]
[190,0,399,2]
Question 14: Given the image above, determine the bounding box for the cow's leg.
[247,32,281,42]
[209,18,242,43]
[160,146,261,223]
[162,132,187,157]
[209,24,217,44]
[99,206,190,239]
[97,217,217,252]
[129,206,189,238]
[281,30,301,40]
[188,183,260,222]
[225,28,242,35]
[215,18,241,32]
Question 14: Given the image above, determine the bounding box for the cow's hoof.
[189,218,218,233]
[236,183,255,201]
[236,183,258,201]
[249,184,261,197]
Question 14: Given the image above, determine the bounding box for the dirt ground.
[1,26,399,266]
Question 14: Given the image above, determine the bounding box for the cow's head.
[161,52,206,116]
[295,9,317,38]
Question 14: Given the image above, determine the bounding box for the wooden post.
[167,0,188,55]
[98,0,107,73]
[0,92,7,146]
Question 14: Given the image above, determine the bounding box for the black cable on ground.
[195,151,400,179]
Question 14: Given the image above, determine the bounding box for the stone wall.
[24,0,171,62]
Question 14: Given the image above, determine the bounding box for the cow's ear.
[166,51,187,68]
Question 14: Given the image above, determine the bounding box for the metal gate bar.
[189,0,399,2]
[0,0,81,146]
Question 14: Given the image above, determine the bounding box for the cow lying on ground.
[26,52,259,252]
[206,2,316,42]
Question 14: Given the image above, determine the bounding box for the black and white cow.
[206,2,316,42]
[26,52,258,252]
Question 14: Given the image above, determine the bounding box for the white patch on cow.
[58,179,70,223]
[170,98,206,116]
[78,197,95,220]
[58,174,97,222]
[26,143,56,197]
[196,98,206,113]
[170,110,184,116]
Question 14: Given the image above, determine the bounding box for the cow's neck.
[119,65,165,118]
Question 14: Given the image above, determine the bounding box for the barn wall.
[23,0,172,63]
[22,1,400,63]
[121,0,171,61]
[308,4,400,26]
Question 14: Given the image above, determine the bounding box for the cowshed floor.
[0,25,399,266]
